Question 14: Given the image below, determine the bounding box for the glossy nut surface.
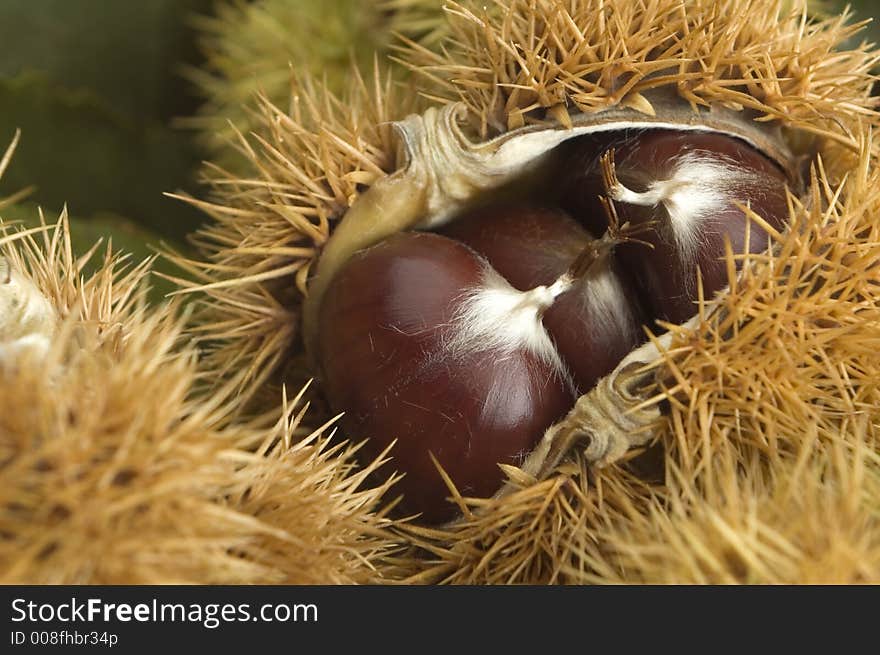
[316,128,794,523]
[559,129,791,324]
[318,232,574,523]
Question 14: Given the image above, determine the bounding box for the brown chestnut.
[317,232,575,523]
[559,129,791,324]
[438,204,590,291]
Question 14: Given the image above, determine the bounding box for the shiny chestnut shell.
[558,129,791,324]
[317,232,573,523]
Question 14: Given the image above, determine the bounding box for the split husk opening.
[174,0,880,582]
[301,85,807,509]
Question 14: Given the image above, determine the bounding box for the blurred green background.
[0,0,876,299]
[0,0,212,295]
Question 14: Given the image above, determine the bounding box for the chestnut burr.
[317,125,792,522]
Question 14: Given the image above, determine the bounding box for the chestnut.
[438,204,591,291]
[559,129,791,324]
[317,232,575,523]
[440,204,646,394]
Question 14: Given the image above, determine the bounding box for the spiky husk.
[401,0,879,147]
[177,0,880,583]
[185,0,448,165]
[400,426,880,584]
[168,66,412,405]
[0,215,402,583]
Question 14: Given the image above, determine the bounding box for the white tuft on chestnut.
[559,129,791,324]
